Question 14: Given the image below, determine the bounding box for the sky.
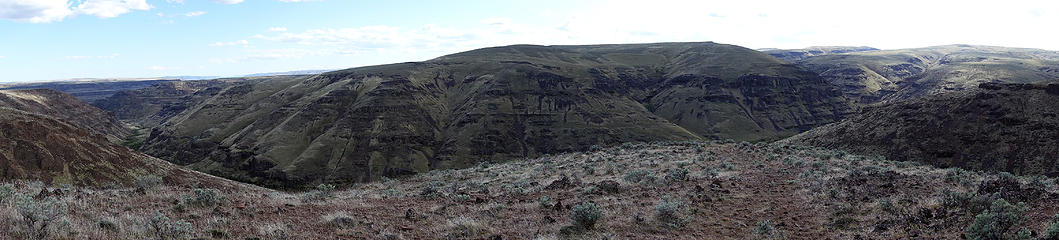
[0,0,1057,82]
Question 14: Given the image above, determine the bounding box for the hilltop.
[0,79,179,102]
[792,45,1059,106]
[0,89,129,142]
[761,46,879,62]
[132,42,853,188]
[0,107,256,189]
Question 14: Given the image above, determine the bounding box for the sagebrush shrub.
[570,202,603,229]
[98,218,119,232]
[16,195,67,240]
[323,212,356,228]
[942,191,995,214]
[133,175,163,189]
[184,188,224,208]
[623,169,651,183]
[538,196,554,209]
[0,183,14,203]
[965,198,1028,240]
[653,196,686,228]
[149,211,191,240]
[1043,214,1059,240]
[665,168,690,183]
[752,219,787,239]
[302,184,336,202]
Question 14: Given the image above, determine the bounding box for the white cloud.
[212,0,243,4]
[0,0,74,23]
[75,0,152,19]
[0,0,152,23]
[208,39,249,47]
[184,11,205,17]
[0,56,6,59]
[165,0,184,4]
[206,0,1059,68]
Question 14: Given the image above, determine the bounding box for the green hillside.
[139,42,853,188]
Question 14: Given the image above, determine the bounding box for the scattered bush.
[965,198,1029,240]
[257,223,290,239]
[208,229,229,238]
[384,189,404,197]
[418,181,445,198]
[133,175,164,190]
[582,186,598,195]
[944,168,972,185]
[703,167,720,178]
[1044,214,1059,240]
[0,183,14,203]
[323,212,357,228]
[665,168,690,183]
[148,211,191,240]
[753,220,785,239]
[1028,175,1053,190]
[501,182,530,196]
[483,203,507,217]
[98,218,119,232]
[717,160,735,171]
[539,196,555,209]
[653,196,686,228]
[582,165,596,175]
[302,184,336,202]
[942,191,996,214]
[570,202,604,229]
[16,195,67,240]
[623,169,652,183]
[184,188,224,208]
[445,217,490,239]
[454,194,471,202]
[878,199,899,215]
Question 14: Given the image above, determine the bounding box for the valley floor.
[3,141,1058,239]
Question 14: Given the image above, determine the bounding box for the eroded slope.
[141,42,853,187]
[0,89,129,142]
[783,81,1059,176]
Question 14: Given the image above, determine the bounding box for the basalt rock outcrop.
[93,79,252,128]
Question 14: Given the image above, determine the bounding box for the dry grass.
[1,140,1058,239]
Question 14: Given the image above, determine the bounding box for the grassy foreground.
[2,141,1058,239]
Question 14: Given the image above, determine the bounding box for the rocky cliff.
[93,79,244,128]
